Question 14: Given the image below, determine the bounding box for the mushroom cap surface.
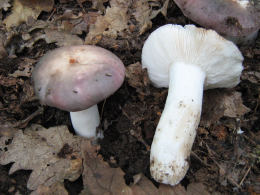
[174,0,260,39]
[33,45,125,112]
[142,24,243,89]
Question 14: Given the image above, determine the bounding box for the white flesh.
[70,104,100,138]
[150,62,205,185]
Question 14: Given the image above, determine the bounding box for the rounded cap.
[174,0,260,43]
[142,24,243,89]
[33,45,125,112]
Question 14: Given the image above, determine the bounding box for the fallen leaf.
[132,0,169,35]
[44,28,84,46]
[211,125,228,141]
[82,139,189,195]
[0,124,83,190]
[85,0,130,44]
[125,62,150,89]
[31,182,68,195]
[0,75,24,87]
[81,139,129,195]
[3,0,54,29]
[187,183,210,195]
[0,0,11,11]
[241,71,260,84]
[130,177,187,195]
[85,0,169,44]
[0,30,7,59]
[9,58,36,78]
[201,90,250,127]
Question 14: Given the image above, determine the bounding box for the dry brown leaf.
[222,91,251,118]
[187,183,210,195]
[201,90,250,127]
[130,176,186,195]
[0,75,24,87]
[0,125,83,190]
[85,0,129,44]
[82,140,188,195]
[31,182,68,195]
[0,0,11,11]
[9,58,36,78]
[241,71,260,84]
[81,139,129,195]
[85,0,169,44]
[125,62,150,89]
[127,177,186,195]
[132,0,169,35]
[44,28,84,47]
[3,0,54,29]
[0,32,7,59]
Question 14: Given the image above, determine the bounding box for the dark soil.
[0,1,259,195]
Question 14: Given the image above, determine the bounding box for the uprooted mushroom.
[142,24,244,185]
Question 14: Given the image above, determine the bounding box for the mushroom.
[141,24,243,185]
[173,0,260,45]
[32,45,125,138]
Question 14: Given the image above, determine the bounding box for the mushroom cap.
[33,45,125,112]
[142,24,243,89]
[174,0,260,39]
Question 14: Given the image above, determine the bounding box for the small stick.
[239,166,251,187]
[191,151,211,167]
[100,99,106,121]
[15,107,43,128]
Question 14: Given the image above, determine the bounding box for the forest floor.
[0,0,259,194]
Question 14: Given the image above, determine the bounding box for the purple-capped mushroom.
[32,45,125,138]
[174,0,260,44]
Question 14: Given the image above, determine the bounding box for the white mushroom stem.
[150,62,205,185]
[70,104,100,138]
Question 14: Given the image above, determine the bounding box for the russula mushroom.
[142,24,243,185]
[173,0,260,44]
[32,45,125,138]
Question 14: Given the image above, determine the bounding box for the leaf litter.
[0,0,259,194]
[0,125,83,191]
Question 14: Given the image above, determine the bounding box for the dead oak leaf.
[0,0,11,11]
[0,124,83,190]
[81,140,188,195]
[81,139,129,195]
[85,0,129,44]
[85,0,169,44]
[130,174,187,195]
[132,0,169,35]
[44,28,84,47]
[125,62,150,89]
[3,0,54,30]
[187,183,210,195]
[201,90,250,127]
[9,58,36,78]
[31,182,68,195]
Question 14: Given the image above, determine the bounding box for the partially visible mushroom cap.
[173,0,260,44]
[33,45,125,112]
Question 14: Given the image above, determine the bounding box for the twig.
[205,143,241,189]
[242,134,257,146]
[14,107,43,128]
[100,99,106,121]
[239,166,251,187]
[48,8,56,21]
[191,151,211,167]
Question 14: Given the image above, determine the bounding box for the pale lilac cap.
[32,45,125,112]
